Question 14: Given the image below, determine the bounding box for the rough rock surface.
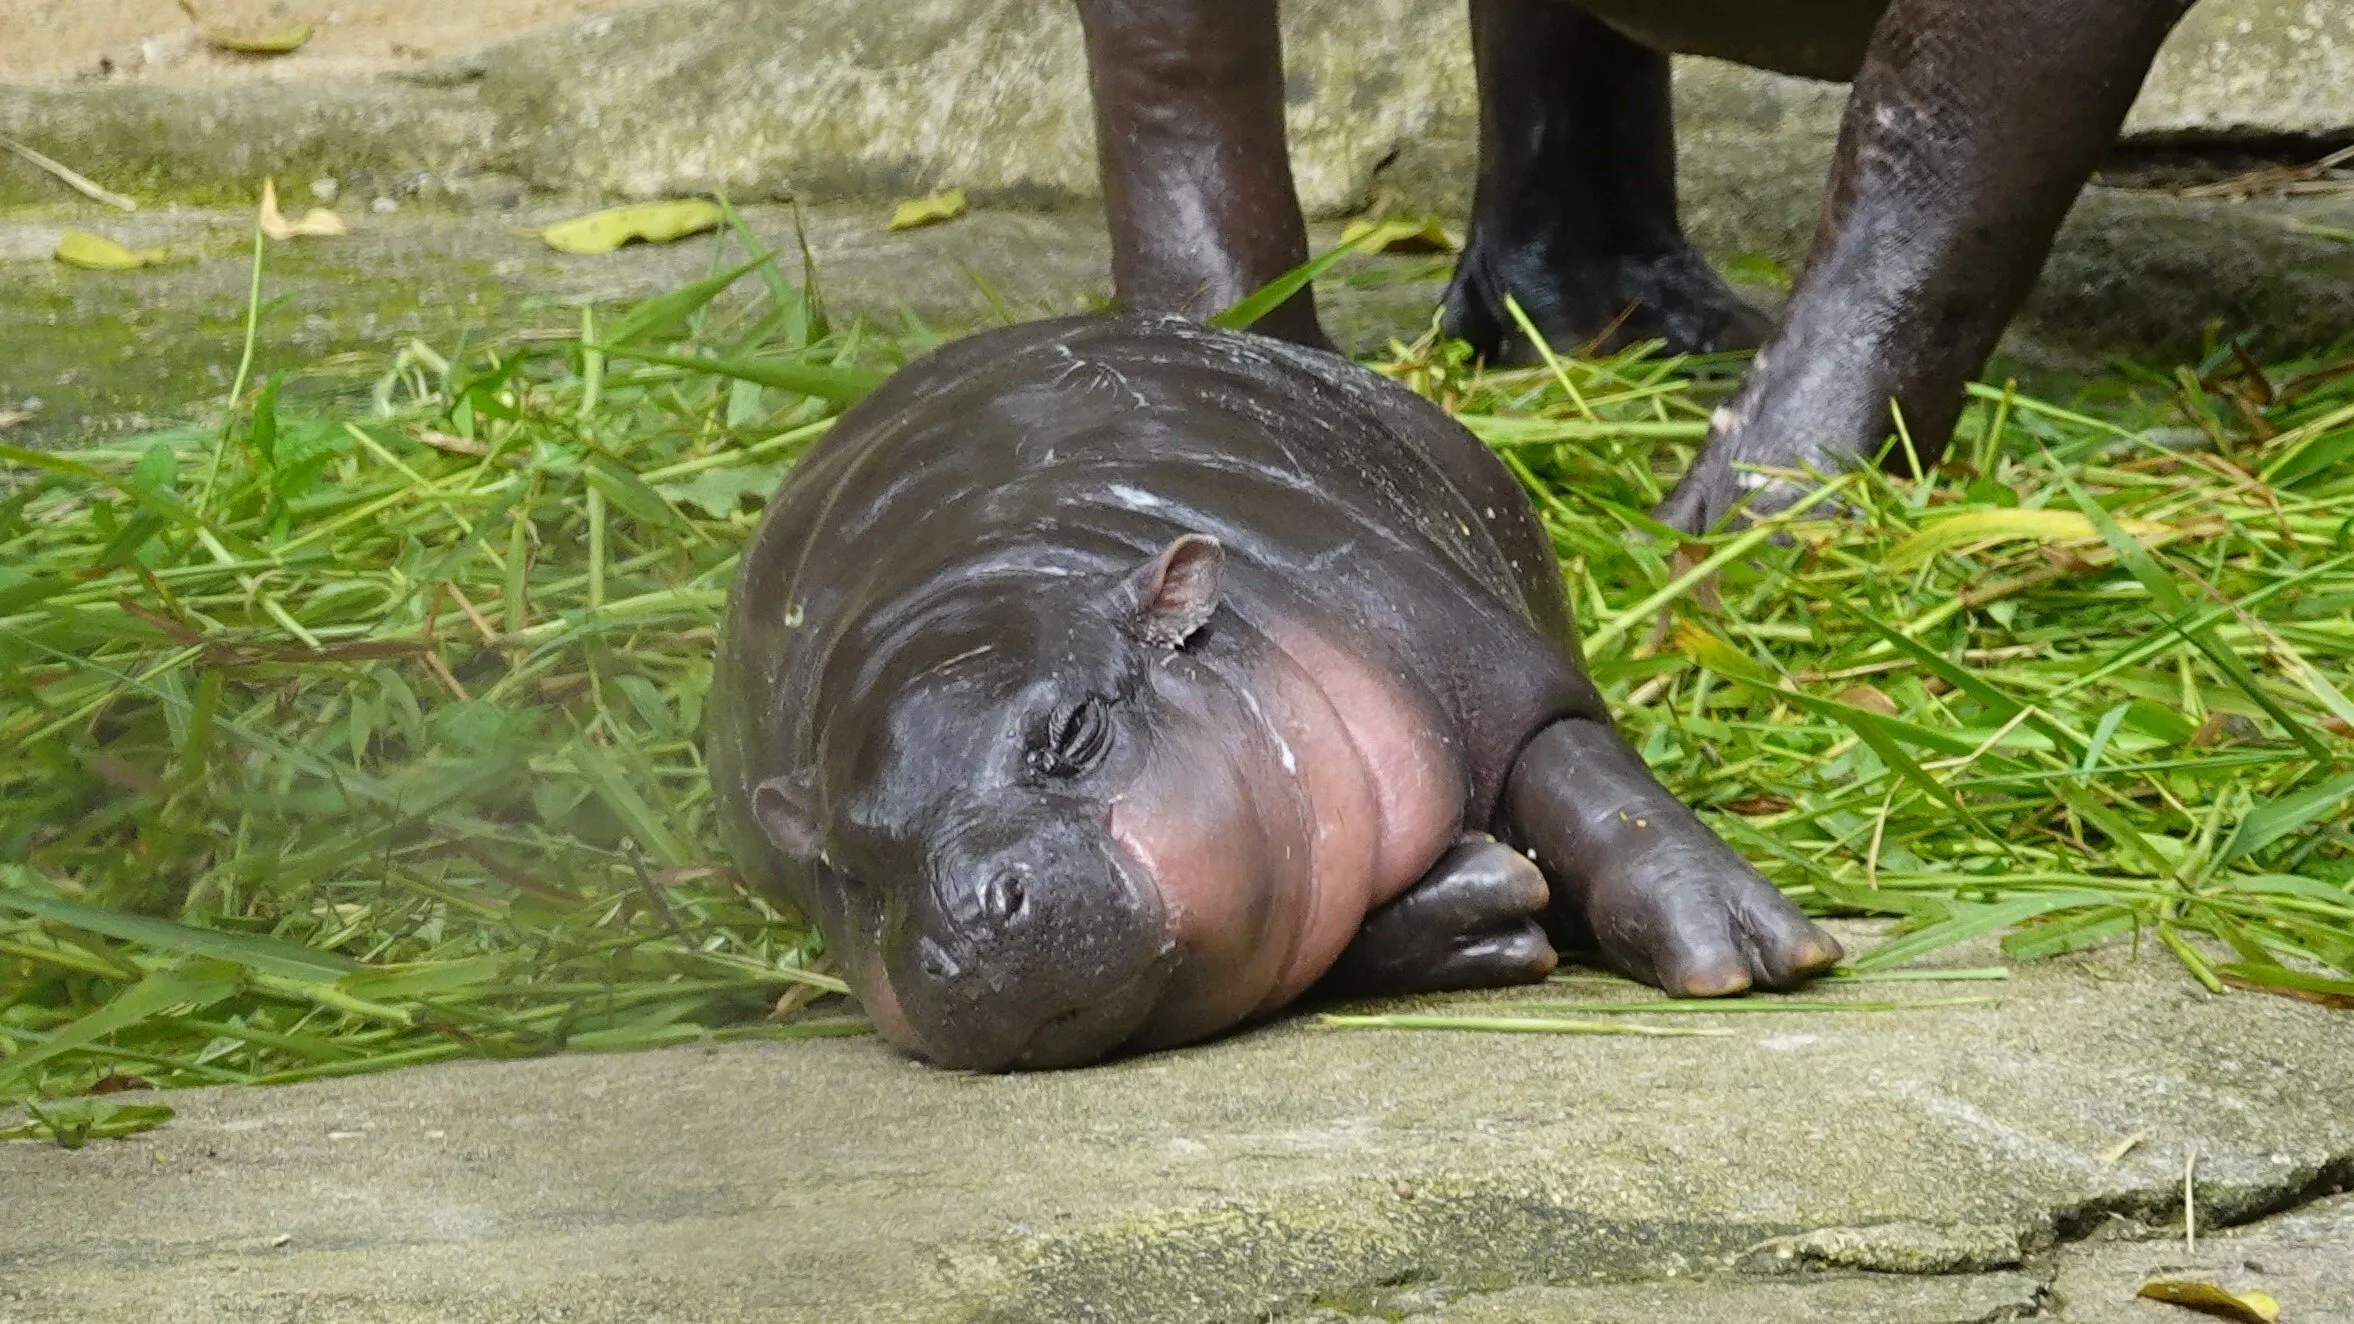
[7,190,2353,453]
[2046,1193,2354,1324]
[2,928,2349,1323]
[458,0,2354,213]
[5,0,2350,449]
[4,0,2351,212]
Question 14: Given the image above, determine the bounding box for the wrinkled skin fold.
[709,315,1840,1071]
[1074,0,2198,531]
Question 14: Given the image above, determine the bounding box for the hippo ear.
[752,773,823,863]
[1120,534,1225,649]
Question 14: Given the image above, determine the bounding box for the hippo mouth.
[1002,946,1181,1070]
[896,830,1177,1072]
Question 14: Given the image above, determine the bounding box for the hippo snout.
[889,819,1175,1071]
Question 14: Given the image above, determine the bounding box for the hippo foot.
[1505,718,1842,996]
[1651,461,1837,537]
[1651,390,1891,535]
[1439,241,1772,364]
[1319,835,1557,997]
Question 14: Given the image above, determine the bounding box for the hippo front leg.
[1073,0,1330,348]
[1443,0,1770,361]
[1655,0,2195,533]
[1320,835,1557,997]
[1503,718,1841,995]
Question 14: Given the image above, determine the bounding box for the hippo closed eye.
[708,314,1840,1070]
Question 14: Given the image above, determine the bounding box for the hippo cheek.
[849,959,931,1061]
[1108,723,1315,1049]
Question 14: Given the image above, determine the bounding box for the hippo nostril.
[983,871,1028,926]
[916,936,961,982]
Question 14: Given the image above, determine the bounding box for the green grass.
[4,222,2353,1111]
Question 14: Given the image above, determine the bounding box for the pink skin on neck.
[1252,619,1465,1009]
[1114,620,1466,1036]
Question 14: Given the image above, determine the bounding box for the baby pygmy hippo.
[709,314,1839,1069]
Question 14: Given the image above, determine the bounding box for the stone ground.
[1,0,632,85]
[5,0,2354,449]
[2,926,2350,1323]
[6,0,2354,449]
[8,185,2354,455]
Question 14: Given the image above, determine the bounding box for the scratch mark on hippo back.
[1104,483,1167,512]
[1049,343,1152,409]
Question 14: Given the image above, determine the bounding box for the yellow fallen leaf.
[887,189,968,232]
[1886,507,2175,570]
[203,22,315,54]
[54,229,171,270]
[1339,217,1460,254]
[1835,684,1901,718]
[257,178,348,240]
[541,200,723,255]
[2137,1279,2281,1323]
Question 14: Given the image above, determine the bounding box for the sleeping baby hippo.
[708,314,1840,1070]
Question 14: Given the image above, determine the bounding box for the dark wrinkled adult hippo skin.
[1075,0,2198,531]
[709,314,1840,1071]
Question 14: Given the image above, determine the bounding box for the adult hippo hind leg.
[1320,835,1557,997]
[1442,0,1771,362]
[1504,718,1842,995]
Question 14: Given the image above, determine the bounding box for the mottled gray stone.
[6,187,2354,453]
[1,928,2349,1323]
[2045,1193,2354,1324]
[4,0,2350,215]
[1392,1271,2047,1324]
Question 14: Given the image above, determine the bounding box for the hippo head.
[751,535,1311,1070]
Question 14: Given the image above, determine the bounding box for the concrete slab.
[1395,1270,2048,1323]
[3,928,2349,1323]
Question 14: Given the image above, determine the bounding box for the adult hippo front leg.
[1443,0,1771,361]
[1504,718,1842,995]
[1073,0,1330,348]
[1655,0,2197,533]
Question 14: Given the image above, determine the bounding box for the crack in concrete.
[1257,1156,2354,1324]
[2043,1150,2354,1247]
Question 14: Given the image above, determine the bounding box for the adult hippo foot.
[1440,239,1773,365]
[1651,362,1899,535]
[1650,446,1842,538]
[1505,718,1842,995]
[1320,835,1557,997]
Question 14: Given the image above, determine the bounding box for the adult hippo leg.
[1320,835,1557,996]
[1441,0,1770,361]
[1504,718,1841,995]
[1654,0,2195,533]
[1073,0,1330,348]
